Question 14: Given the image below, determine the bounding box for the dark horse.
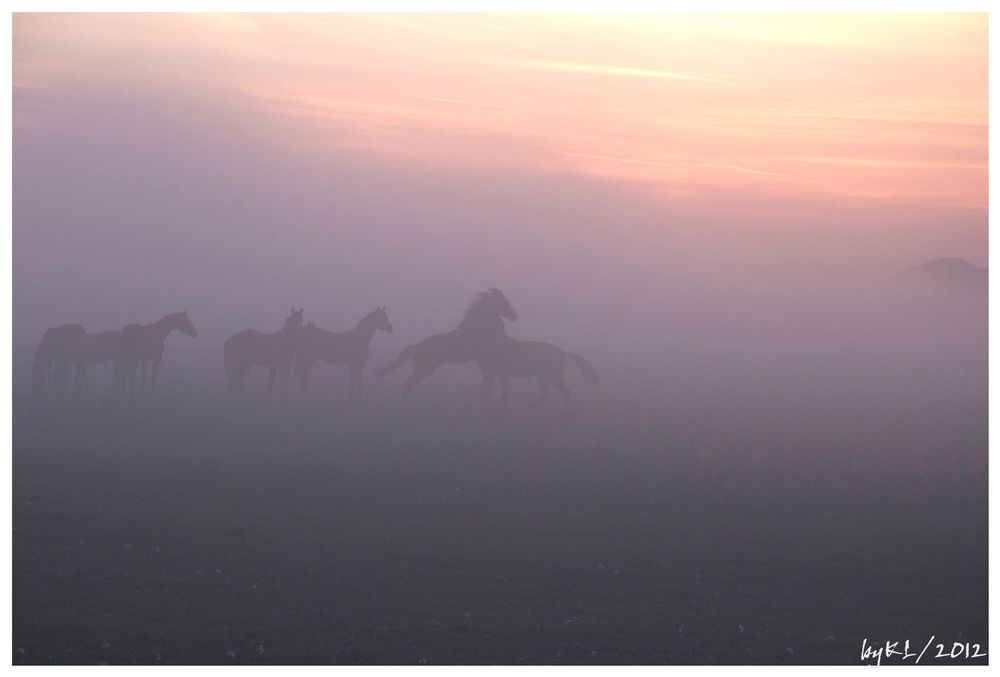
[54,330,121,395]
[378,288,517,409]
[115,311,199,396]
[478,334,599,416]
[293,306,393,404]
[32,323,85,394]
[224,308,303,395]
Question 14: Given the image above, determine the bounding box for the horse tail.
[31,358,47,394]
[567,353,599,387]
[377,344,415,376]
[53,358,70,391]
[31,328,55,393]
[223,337,238,379]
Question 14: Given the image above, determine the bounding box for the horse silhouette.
[293,306,393,404]
[115,311,199,396]
[478,334,599,415]
[378,288,516,410]
[224,308,303,395]
[54,330,121,394]
[32,323,85,394]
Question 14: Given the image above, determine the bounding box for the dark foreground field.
[12,349,988,665]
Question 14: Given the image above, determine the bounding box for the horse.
[293,306,393,404]
[224,308,303,395]
[115,311,199,396]
[478,335,599,416]
[54,330,122,394]
[377,288,517,409]
[31,323,85,393]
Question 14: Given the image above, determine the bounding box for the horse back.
[35,324,85,361]
[120,323,163,360]
[300,327,355,364]
[226,328,291,367]
[419,329,480,364]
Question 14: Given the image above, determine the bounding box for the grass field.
[12,347,988,665]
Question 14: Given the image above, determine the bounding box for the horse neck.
[277,323,299,347]
[460,311,505,339]
[350,319,378,345]
[151,316,178,339]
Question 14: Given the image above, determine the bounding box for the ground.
[12,351,988,665]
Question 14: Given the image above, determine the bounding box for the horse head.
[487,288,518,322]
[174,310,198,338]
[363,305,394,334]
[283,308,304,334]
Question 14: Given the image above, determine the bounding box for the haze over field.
[11,13,987,666]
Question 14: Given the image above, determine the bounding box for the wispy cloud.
[488,58,736,84]
[418,96,510,111]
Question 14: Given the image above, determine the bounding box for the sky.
[12,13,988,351]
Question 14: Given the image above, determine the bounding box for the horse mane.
[458,288,504,328]
[280,310,303,334]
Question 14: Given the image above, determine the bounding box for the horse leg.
[553,376,571,414]
[76,365,88,396]
[265,366,276,396]
[151,359,161,394]
[500,376,510,416]
[530,376,549,409]
[129,362,137,398]
[280,367,290,397]
[349,362,363,406]
[398,365,433,413]
[479,374,494,414]
[296,361,313,399]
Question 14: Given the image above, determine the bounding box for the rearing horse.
[293,306,393,404]
[115,311,199,396]
[224,308,303,395]
[378,288,517,410]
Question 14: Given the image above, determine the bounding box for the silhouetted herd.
[31,289,597,414]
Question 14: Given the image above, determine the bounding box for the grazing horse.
[32,323,85,393]
[478,335,599,415]
[378,288,517,409]
[293,306,393,404]
[116,311,199,396]
[224,308,304,395]
[54,330,122,394]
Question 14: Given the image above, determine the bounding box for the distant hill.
[900,257,987,291]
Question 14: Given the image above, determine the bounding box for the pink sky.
[15,13,986,228]
[11,13,989,345]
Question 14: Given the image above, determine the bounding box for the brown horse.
[378,289,516,411]
[31,323,85,394]
[115,311,199,396]
[224,308,303,395]
[55,330,121,394]
[478,335,599,416]
[293,306,392,404]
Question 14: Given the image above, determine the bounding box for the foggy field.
[12,11,989,668]
[12,338,987,665]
